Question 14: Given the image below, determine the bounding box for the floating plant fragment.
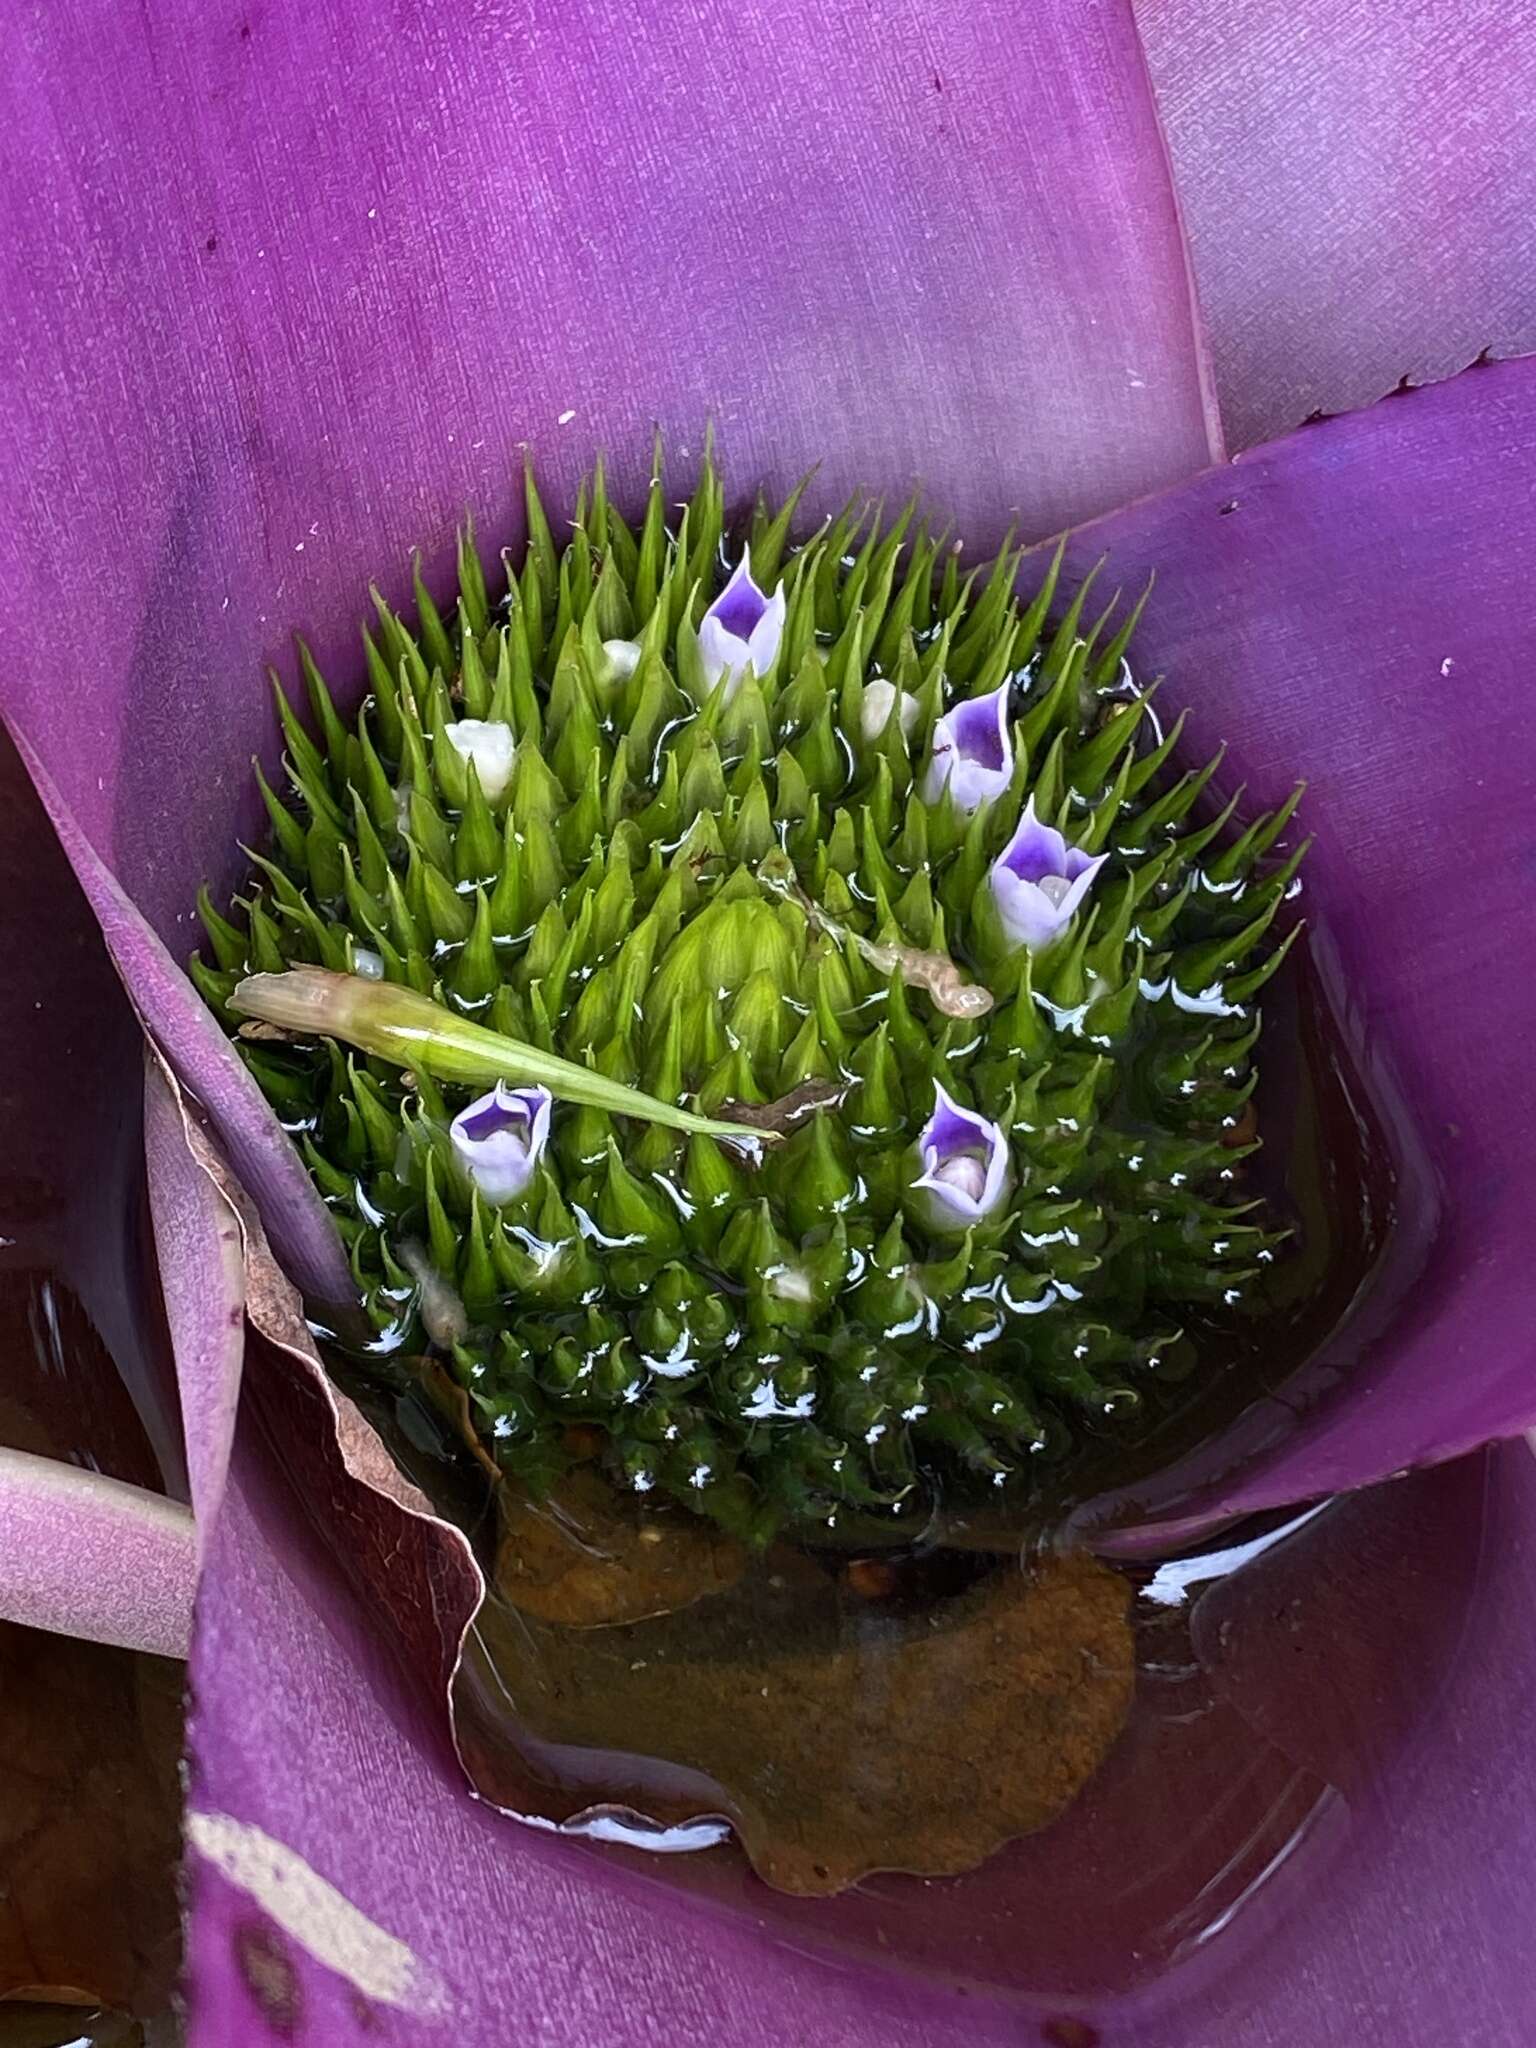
[195,450,1304,1548]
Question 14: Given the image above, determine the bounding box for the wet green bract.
[196,450,1304,1542]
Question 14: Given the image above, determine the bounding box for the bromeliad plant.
[195,451,1304,1542]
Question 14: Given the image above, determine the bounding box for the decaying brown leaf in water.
[493,1466,746,1627]
[464,1541,1133,1892]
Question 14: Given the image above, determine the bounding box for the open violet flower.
[989,794,1108,951]
[449,1083,552,1204]
[912,1082,1011,1231]
[696,549,785,700]
[920,679,1013,812]
[5,5,1536,2048]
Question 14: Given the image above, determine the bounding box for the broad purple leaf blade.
[1059,356,1536,1544]
[184,1403,1536,2045]
[1137,0,1536,445]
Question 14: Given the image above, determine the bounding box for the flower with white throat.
[449,1081,552,1204]
[697,550,785,700]
[989,795,1108,952]
[920,681,1013,813]
[911,1081,1012,1232]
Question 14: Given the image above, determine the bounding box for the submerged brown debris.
[469,1524,1134,1893]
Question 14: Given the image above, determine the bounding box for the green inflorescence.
[195,447,1306,1542]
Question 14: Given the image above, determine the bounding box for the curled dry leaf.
[146,1059,486,1706]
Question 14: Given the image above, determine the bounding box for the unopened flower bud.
[861,678,919,745]
[445,717,516,802]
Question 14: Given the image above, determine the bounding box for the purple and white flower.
[920,680,1014,812]
[698,550,786,699]
[449,1081,552,1204]
[989,795,1108,951]
[912,1080,1012,1232]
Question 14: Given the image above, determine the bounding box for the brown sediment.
[465,1544,1134,1894]
[842,1556,900,1600]
[493,1466,746,1627]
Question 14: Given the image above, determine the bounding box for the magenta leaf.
[1139,0,1536,445]
[1056,355,1536,1547]
[143,1058,249,1542]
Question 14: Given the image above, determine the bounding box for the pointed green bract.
[198,449,1305,1542]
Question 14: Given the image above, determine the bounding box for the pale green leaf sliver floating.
[230,968,772,1146]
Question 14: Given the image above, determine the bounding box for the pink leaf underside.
[6,6,1535,2038]
[0,1445,193,1657]
[1135,0,1536,445]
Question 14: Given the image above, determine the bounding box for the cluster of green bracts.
[195,450,1304,1541]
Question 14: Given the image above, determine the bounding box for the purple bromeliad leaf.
[3,0,1536,2041]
